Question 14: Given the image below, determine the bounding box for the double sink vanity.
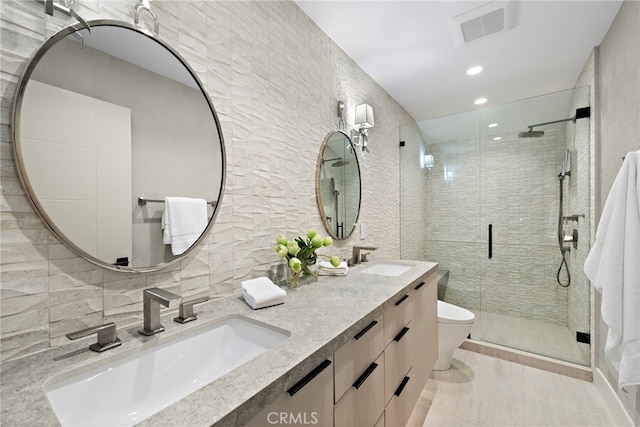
[6,12,439,427]
[0,260,438,426]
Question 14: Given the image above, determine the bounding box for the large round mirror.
[12,20,225,272]
[315,130,361,240]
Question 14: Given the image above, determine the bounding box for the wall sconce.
[424,154,434,169]
[350,103,375,152]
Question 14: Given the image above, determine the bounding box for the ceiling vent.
[450,1,519,46]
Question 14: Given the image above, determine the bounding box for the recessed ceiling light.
[488,123,498,128]
[493,136,502,141]
[467,65,484,76]
[474,97,488,105]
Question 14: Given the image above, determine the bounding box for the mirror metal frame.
[315,130,361,240]
[11,19,226,273]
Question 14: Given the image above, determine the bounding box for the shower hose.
[556,177,571,288]
[557,248,571,288]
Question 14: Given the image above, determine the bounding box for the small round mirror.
[315,130,361,240]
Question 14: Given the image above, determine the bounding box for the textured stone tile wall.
[420,126,570,325]
[399,122,428,261]
[0,0,413,362]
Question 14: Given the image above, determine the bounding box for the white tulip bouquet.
[274,229,341,287]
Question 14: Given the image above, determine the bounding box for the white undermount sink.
[360,262,413,277]
[44,315,290,427]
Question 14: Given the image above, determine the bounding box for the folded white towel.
[241,277,286,309]
[318,260,348,276]
[161,197,208,255]
[318,260,346,269]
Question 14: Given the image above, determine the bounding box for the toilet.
[434,300,475,371]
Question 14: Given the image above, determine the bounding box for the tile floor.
[407,349,622,427]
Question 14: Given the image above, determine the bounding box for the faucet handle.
[174,296,210,324]
[66,322,122,353]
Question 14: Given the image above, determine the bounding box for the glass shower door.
[399,87,591,366]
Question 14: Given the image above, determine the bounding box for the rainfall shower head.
[518,127,545,138]
[518,108,591,139]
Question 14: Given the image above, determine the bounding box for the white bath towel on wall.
[584,150,640,389]
[161,197,208,255]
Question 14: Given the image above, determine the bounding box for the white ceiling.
[295,0,622,123]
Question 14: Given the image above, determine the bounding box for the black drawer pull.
[394,376,410,397]
[354,320,378,340]
[393,326,409,342]
[414,281,426,290]
[352,362,378,390]
[287,359,332,396]
[394,294,409,306]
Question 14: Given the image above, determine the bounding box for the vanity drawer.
[384,320,414,405]
[334,353,385,427]
[245,357,334,427]
[334,314,384,403]
[384,292,414,346]
[384,367,416,427]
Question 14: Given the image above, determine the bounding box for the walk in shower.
[400,87,591,365]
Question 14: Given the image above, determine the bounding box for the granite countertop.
[0,259,437,426]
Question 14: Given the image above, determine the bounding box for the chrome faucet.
[139,287,182,336]
[66,322,122,352]
[348,245,378,266]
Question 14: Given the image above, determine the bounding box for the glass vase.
[288,260,318,288]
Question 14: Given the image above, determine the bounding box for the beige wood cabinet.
[245,357,334,427]
[334,353,386,426]
[385,367,417,427]
[411,268,438,389]
[245,269,438,427]
[334,314,385,403]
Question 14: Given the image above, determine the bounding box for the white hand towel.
[318,260,348,276]
[241,277,286,309]
[161,197,208,255]
[584,150,640,389]
[318,260,346,269]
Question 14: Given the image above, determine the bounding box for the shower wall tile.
[422,126,570,326]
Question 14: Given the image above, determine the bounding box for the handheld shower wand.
[556,149,572,287]
[559,149,571,180]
